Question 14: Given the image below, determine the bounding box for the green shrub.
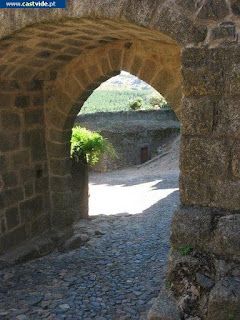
[178,245,191,256]
[71,126,117,166]
[129,97,143,110]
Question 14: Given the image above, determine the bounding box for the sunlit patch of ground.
[89,179,179,216]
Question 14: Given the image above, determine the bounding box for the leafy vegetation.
[178,245,191,256]
[80,89,170,114]
[129,97,143,110]
[71,126,117,166]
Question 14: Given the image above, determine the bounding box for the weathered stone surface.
[0,132,19,152]
[231,0,240,14]
[208,278,240,320]
[180,97,214,135]
[24,109,44,126]
[180,137,229,180]
[170,207,212,250]
[211,22,236,40]
[14,95,30,108]
[20,195,44,222]
[197,0,229,20]
[23,129,46,161]
[147,288,181,320]
[213,98,240,137]
[179,172,211,206]
[1,111,20,130]
[50,158,71,176]
[211,215,240,257]
[5,206,20,230]
[0,225,27,253]
[2,171,18,188]
[60,233,90,252]
[154,5,207,45]
[11,150,30,169]
[212,181,240,211]
[175,0,202,12]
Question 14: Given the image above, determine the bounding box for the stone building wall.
[75,110,180,171]
[0,1,239,318]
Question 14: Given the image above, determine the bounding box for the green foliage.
[148,94,171,109]
[71,126,117,166]
[129,97,143,111]
[178,245,191,256]
[228,313,234,320]
[165,281,172,291]
[80,89,155,114]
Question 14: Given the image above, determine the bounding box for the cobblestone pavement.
[0,168,179,320]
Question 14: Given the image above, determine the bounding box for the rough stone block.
[197,0,229,20]
[2,171,18,188]
[175,0,202,12]
[124,0,158,26]
[212,181,240,211]
[108,48,123,71]
[51,192,74,227]
[48,109,75,130]
[231,0,240,15]
[180,137,229,180]
[5,206,20,230]
[154,5,207,45]
[226,63,240,94]
[24,182,34,198]
[48,128,72,144]
[208,278,240,320]
[24,109,44,126]
[14,95,30,108]
[211,215,240,257]
[213,98,240,137]
[232,143,240,178]
[0,132,20,152]
[11,150,30,168]
[0,225,27,253]
[20,167,35,181]
[182,66,224,97]
[179,172,211,206]
[130,55,142,77]
[23,129,46,161]
[35,176,49,194]
[147,288,181,320]
[20,195,44,222]
[211,22,236,40]
[170,207,212,250]
[181,97,214,135]
[31,214,50,237]
[0,93,11,109]
[4,187,24,207]
[47,141,70,158]
[60,233,90,252]
[50,158,71,176]
[0,155,8,173]
[50,176,72,193]
[1,111,21,130]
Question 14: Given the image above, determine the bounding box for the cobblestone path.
[0,169,179,320]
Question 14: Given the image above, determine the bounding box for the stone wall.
[75,110,180,171]
[0,1,239,318]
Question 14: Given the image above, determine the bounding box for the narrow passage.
[0,166,179,320]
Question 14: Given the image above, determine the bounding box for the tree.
[129,97,143,111]
[148,94,171,109]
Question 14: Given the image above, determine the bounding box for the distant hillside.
[99,71,152,91]
[80,72,164,114]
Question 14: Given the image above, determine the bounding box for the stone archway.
[0,1,239,318]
